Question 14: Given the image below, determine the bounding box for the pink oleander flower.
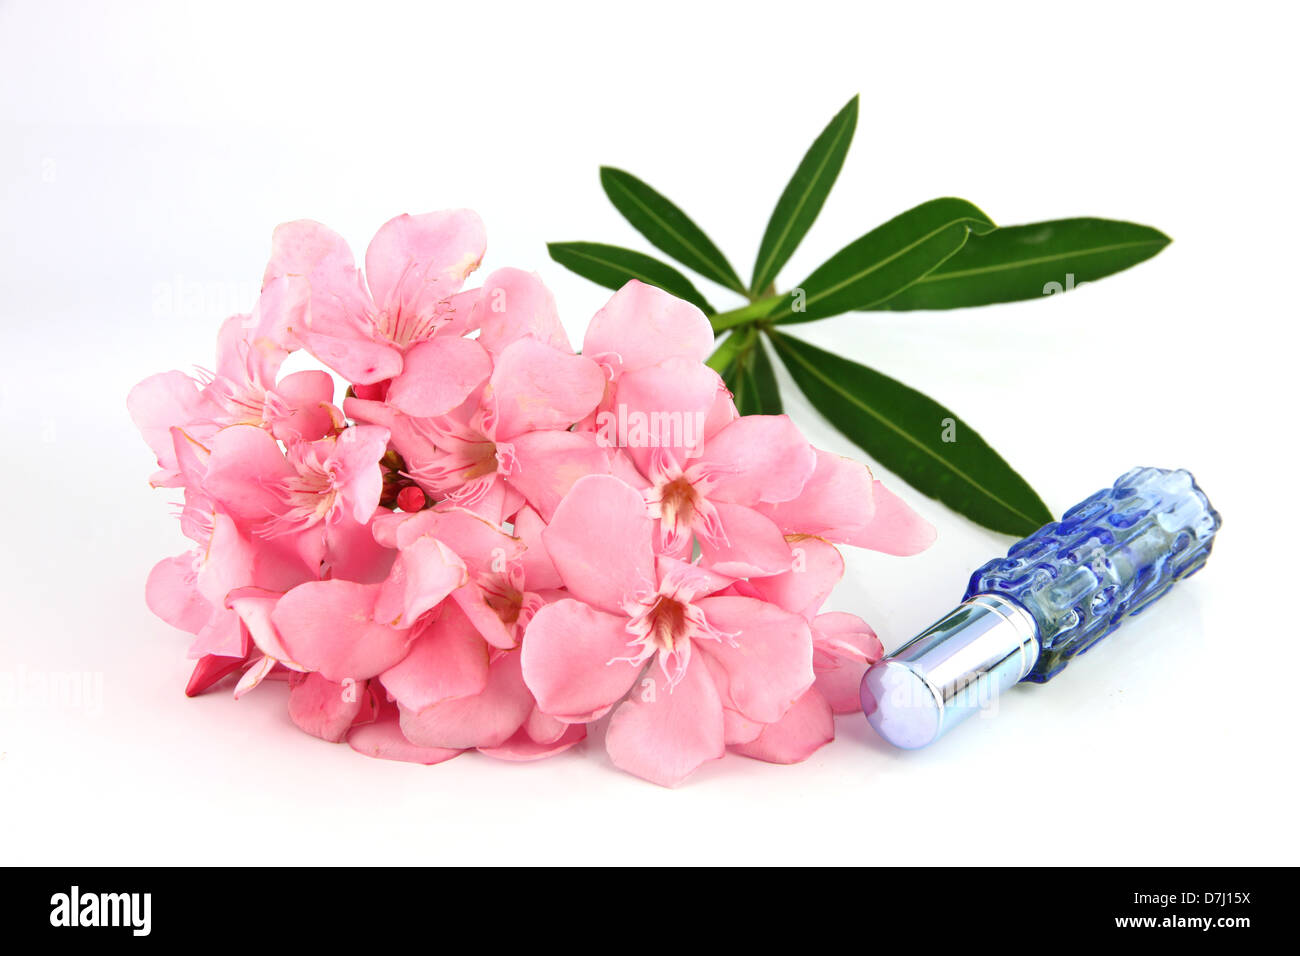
[246,501,579,760]
[576,279,722,428]
[522,474,817,786]
[142,422,321,693]
[130,209,938,785]
[345,276,610,523]
[127,278,335,487]
[722,536,886,763]
[262,211,487,385]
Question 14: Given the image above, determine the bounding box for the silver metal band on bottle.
[859,593,1040,749]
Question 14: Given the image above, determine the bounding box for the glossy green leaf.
[869,217,1172,310]
[750,95,858,296]
[769,330,1051,536]
[547,242,714,314]
[713,328,782,415]
[600,167,745,294]
[766,198,995,324]
[745,334,783,415]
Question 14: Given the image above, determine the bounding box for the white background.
[2,1,1296,865]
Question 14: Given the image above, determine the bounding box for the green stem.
[710,294,784,333]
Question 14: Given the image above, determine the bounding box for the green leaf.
[751,95,858,296]
[768,330,1051,536]
[869,217,1171,310]
[714,328,783,415]
[547,242,714,314]
[746,333,783,415]
[600,167,745,295]
[765,198,996,324]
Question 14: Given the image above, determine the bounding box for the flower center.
[483,579,524,626]
[462,441,499,480]
[376,298,455,350]
[617,583,728,692]
[651,476,698,539]
[646,595,689,652]
[259,466,337,536]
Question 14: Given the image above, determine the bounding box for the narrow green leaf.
[751,95,859,296]
[714,328,781,415]
[747,333,783,414]
[600,167,745,295]
[769,330,1051,536]
[870,218,1172,310]
[547,242,714,314]
[717,327,754,403]
[766,198,996,324]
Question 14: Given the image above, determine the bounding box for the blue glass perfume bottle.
[860,467,1221,749]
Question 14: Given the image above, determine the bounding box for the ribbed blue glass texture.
[964,467,1221,682]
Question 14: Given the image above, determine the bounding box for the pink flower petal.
[472,267,571,355]
[297,329,402,386]
[273,579,414,681]
[262,220,380,361]
[513,505,562,590]
[754,448,876,540]
[811,611,883,714]
[730,687,835,764]
[287,672,366,742]
[654,554,735,601]
[364,210,486,320]
[582,280,714,373]
[394,508,523,574]
[605,655,725,788]
[696,414,817,506]
[523,706,568,744]
[214,313,279,391]
[723,706,765,746]
[225,586,300,664]
[520,598,643,721]
[379,602,491,711]
[486,338,606,440]
[844,479,937,556]
[202,424,296,527]
[478,722,586,762]
[127,371,215,486]
[812,611,883,662]
[398,650,533,750]
[188,607,247,660]
[694,595,814,724]
[320,512,396,585]
[248,274,310,355]
[745,534,845,620]
[507,430,610,522]
[329,425,391,525]
[697,502,794,578]
[608,358,720,474]
[541,475,656,614]
[146,553,211,634]
[452,582,517,650]
[373,535,467,629]
[702,381,739,441]
[438,287,480,338]
[269,370,336,443]
[812,659,870,715]
[347,700,463,765]
[233,654,277,698]
[386,336,492,418]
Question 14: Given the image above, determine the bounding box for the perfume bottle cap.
[860,593,1039,748]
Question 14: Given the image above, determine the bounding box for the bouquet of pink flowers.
[130,211,935,786]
